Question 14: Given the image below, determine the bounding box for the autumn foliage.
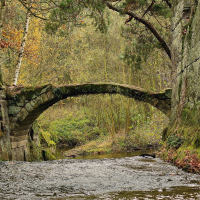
[159,144,200,174]
[0,39,9,49]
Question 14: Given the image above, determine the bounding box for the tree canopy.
[17,0,172,67]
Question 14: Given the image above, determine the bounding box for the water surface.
[0,152,200,199]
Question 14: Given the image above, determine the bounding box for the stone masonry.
[0,82,171,161]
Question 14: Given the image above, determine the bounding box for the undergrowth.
[36,100,168,158]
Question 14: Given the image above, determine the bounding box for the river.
[0,152,200,199]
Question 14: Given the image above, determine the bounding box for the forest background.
[1,0,172,158]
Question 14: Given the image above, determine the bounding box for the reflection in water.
[75,151,147,160]
[67,187,200,200]
[0,152,200,199]
[92,187,200,200]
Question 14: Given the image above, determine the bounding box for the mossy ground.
[159,144,200,173]
[159,125,200,173]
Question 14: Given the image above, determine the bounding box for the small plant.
[53,87,63,98]
[167,134,183,149]
[13,95,19,101]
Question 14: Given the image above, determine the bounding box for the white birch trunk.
[13,1,32,86]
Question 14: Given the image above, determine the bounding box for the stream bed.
[0,152,200,199]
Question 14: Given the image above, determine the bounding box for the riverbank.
[62,135,159,158]
[35,125,162,161]
[42,132,200,175]
[158,143,200,174]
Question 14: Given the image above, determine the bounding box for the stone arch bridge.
[1,82,171,161]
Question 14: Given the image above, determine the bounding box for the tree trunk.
[0,0,12,160]
[0,0,5,87]
[13,1,32,86]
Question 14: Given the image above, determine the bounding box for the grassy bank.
[159,144,200,174]
[158,126,200,173]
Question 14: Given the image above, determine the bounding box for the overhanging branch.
[105,1,171,60]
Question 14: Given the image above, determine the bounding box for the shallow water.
[0,152,200,199]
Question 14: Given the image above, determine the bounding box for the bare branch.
[142,0,155,18]
[125,16,133,24]
[17,0,48,20]
[105,1,171,60]
[150,11,170,29]
[163,0,171,9]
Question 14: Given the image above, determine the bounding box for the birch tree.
[13,0,32,86]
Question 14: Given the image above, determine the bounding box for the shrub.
[167,134,183,149]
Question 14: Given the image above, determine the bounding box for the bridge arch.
[6,82,171,160]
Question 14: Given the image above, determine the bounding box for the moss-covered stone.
[43,149,56,161]
[25,103,34,112]
[16,108,29,122]
[8,106,21,115]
